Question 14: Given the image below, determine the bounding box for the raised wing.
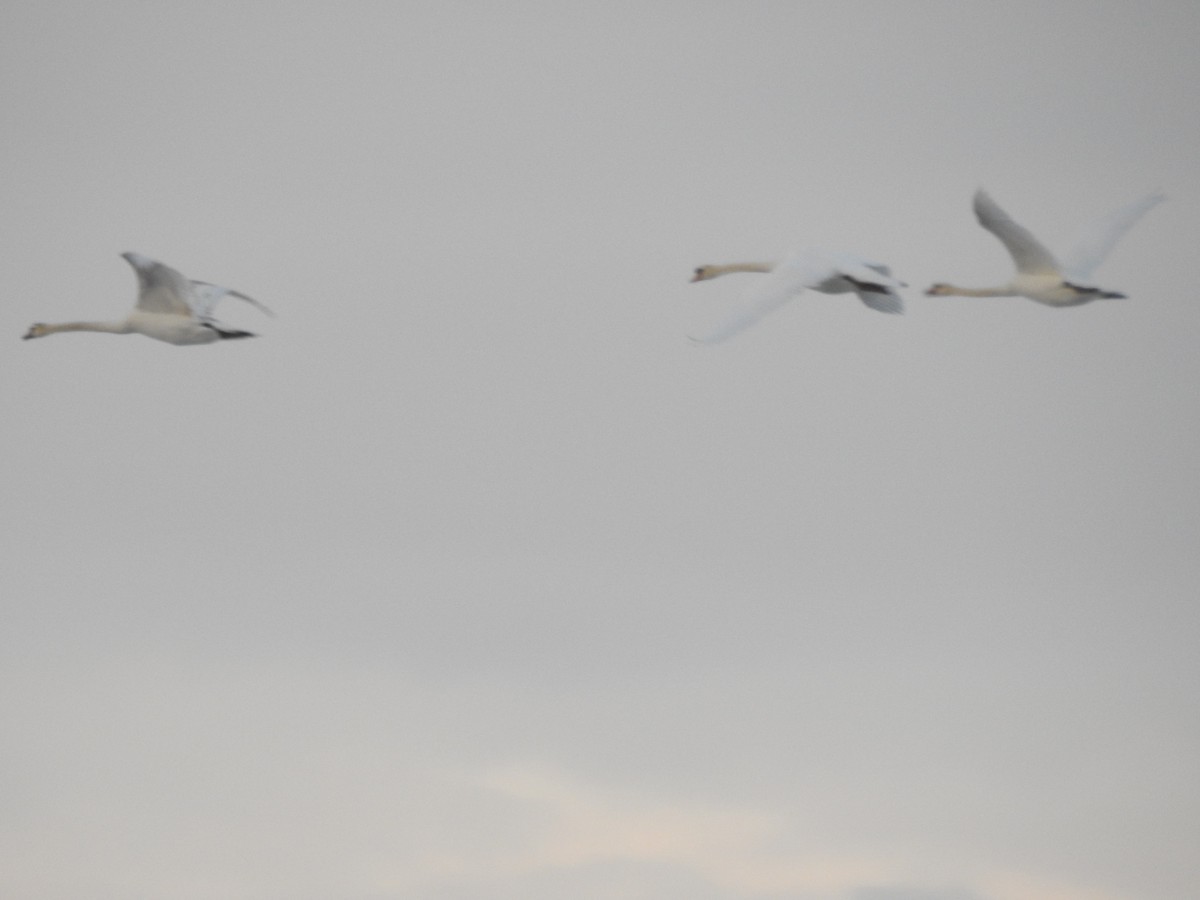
[122,253,193,316]
[189,281,274,321]
[1057,191,1165,281]
[973,190,1060,276]
[690,255,832,344]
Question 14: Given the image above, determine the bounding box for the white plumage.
[23,252,272,346]
[688,249,904,344]
[926,189,1164,306]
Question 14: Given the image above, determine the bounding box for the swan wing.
[850,284,904,314]
[973,190,1060,276]
[831,257,905,314]
[690,255,832,344]
[189,281,274,320]
[122,253,194,316]
[1057,191,1165,281]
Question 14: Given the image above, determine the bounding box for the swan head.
[691,265,719,283]
[925,283,954,296]
[23,323,49,340]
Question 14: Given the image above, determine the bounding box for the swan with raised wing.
[925,189,1164,306]
[23,252,272,345]
[689,248,904,344]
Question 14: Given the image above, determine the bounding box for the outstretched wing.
[122,253,193,316]
[690,255,832,344]
[1058,192,1165,281]
[973,190,1061,276]
[189,281,274,321]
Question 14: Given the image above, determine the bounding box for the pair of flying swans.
[691,189,1163,343]
[23,252,272,346]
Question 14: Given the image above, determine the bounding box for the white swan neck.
[939,284,1016,298]
[43,320,132,335]
[711,261,774,276]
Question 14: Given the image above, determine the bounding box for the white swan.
[926,189,1164,306]
[23,252,272,345]
[689,249,904,344]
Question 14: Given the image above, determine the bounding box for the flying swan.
[925,189,1164,306]
[689,249,905,344]
[23,252,272,345]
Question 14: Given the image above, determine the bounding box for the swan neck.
[44,320,131,335]
[712,261,774,276]
[941,284,1016,298]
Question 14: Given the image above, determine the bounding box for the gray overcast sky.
[2,2,1198,899]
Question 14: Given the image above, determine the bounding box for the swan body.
[689,248,904,344]
[926,189,1164,307]
[23,252,272,345]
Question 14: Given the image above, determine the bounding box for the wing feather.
[690,256,832,344]
[189,281,274,320]
[831,258,905,314]
[851,285,904,314]
[973,190,1060,276]
[123,254,194,316]
[1058,192,1165,281]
